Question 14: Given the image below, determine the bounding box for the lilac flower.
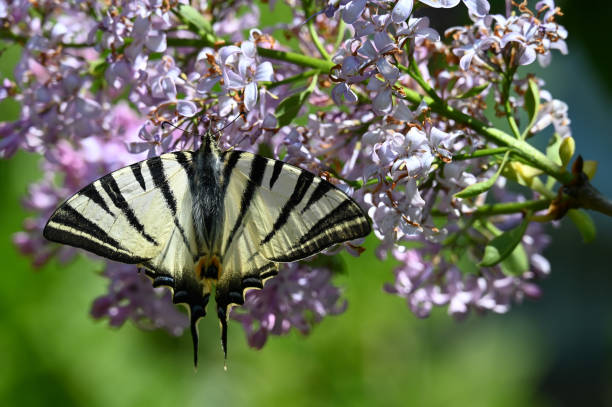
[91,263,187,335]
[2,0,583,348]
[232,263,347,349]
[218,36,274,111]
[385,219,552,319]
[530,95,571,138]
[420,0,490,16]
[450,1,567,71]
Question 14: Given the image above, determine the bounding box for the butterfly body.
[192,133,224,249]
[44,131,371,365]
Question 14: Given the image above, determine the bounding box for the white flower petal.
[342,0,367,24]
[419,0,460,7]
[219,45,241,65]
[177,100,197,117]
[255,61,274,82]
[160,76,176,100]
[462,0,490,17]
[373,88,393,114]
[146,33,167,53]
[241,40,256,59]
[392,0,414,23]
[518,46,536,65]
[244,81,258,111]
[376,58,400,83]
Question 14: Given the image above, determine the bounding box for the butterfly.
[44,129,371,366]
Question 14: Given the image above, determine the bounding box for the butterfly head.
[199,130,222,155]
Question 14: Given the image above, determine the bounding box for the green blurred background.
[1,2,611,406]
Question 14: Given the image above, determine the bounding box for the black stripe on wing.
[260,170,314,245]
[269,160,284,188]
[221,150,242,193]
[265,199,371,262]
[223,154,267,256]
[79,183,113,216]
[148,156,177,215]
[43,205,147,263]
[300,179,333,215]
[99,173,158,245]
[130,162,146,190]
[146,154,198,260]
[173,151,202,254]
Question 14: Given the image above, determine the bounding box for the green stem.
[307,23,330,60]
[334,19,346,50]
[257,47,334,71]
[261,69,319,89]
[303,0,330,61]
[473,199,550,216]
[167,37,220,48]
[453,147,509,161]
[405,58,443,104]
[501,68,521,138]
[167,36,335,71]
[398,85,571,184]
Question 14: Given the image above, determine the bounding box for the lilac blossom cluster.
[1,0,597,348]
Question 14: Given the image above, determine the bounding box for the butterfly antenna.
[162,121,187,133]
[212,112,245,139]
[301,3,335,26]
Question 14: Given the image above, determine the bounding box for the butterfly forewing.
[44,152,198,275]
[220,151,371,263]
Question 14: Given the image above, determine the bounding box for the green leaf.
[454,151,510,199]
[275,76,317,128]
[176,5,215,41]
[499,243,529,276]
[456,82,489,99]
[568,209,596,243]
[523,78,540,134]
[545,133,563,166]
[457,250,479,275]
[480,217,529,268]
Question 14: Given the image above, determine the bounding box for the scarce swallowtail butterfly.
[43,128,371,366]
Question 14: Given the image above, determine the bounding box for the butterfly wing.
[212,150,370,352]
[219,150,371,264]
[43,151,201,283]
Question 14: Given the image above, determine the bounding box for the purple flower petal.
[342,0,367,24]
[196,76,221,95]
[146,33,167,53]
[255,61,274,82]
[177,100,197,117]
[376,58,400,83]
[241,40,256,59]
[392,0,413,23]
[244,81,258,111]
[219,45,241,65]
[462,0,490,16]
[373,87,393,114]
[160,76,177,100]
[331,83,357,105]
